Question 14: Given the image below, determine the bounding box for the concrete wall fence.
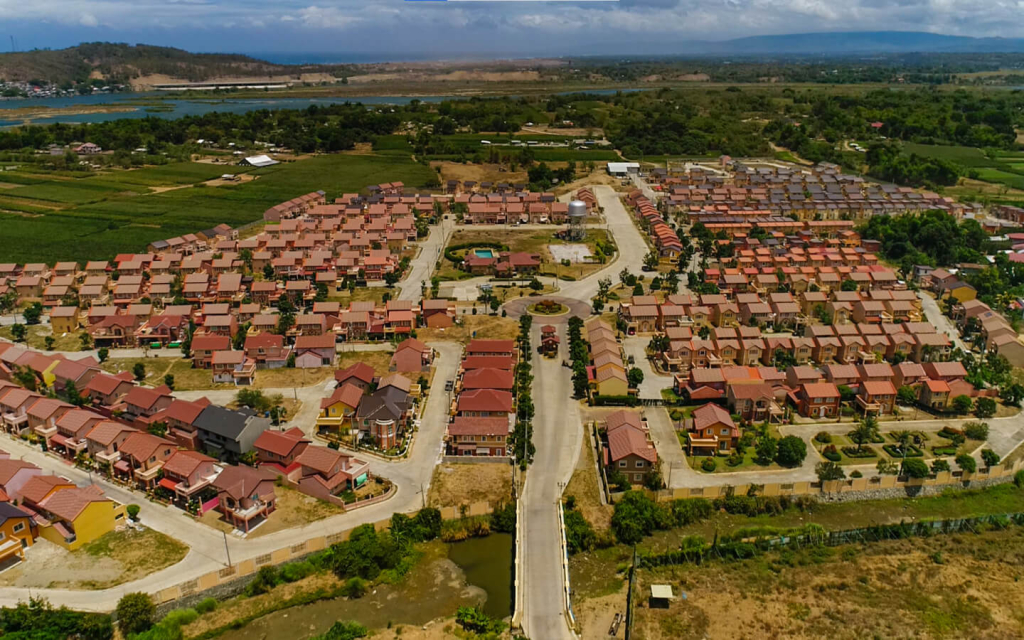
[610,459,1024,503]
[154,500,495,609]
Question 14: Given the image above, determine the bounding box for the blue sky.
[2,0,1022,58]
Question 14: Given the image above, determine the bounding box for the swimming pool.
[474,249,495,258]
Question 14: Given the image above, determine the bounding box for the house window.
[12,523,23,533]
[635,461,645,468]
[721,428,729,435]
[618,461,627,468]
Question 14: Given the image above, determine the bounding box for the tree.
[840,278,858,291]
[897,385,917,406]
[163,374,175,391]
[632,283,644,296]
[10,323,26,342]
[815,461,846,482]
[127,503,141,520]
[850,416,878,452]
[837,385,856,405]
[955,453,977,473]
[775,435,807,467]
[315,620,368,640]
[133,362,146,381]
[931,459,951,473]
[755,434,778,465]
[115,592,155,636]
[383,271,400,287]
[981,449,1001,467]
[627,367,644,388]
[79,332,92,350]
[876,459,900,475]
[43,335,55,350]
[951,394,974,415]
[901,458,930,478]
[97,347,109,363]
[643,251,659,271]
[1000,382,1024,407]
[974,396,996,419]
[23,302,43,325]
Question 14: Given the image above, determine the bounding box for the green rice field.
[0,153,436,264]
[902,142,1024,190]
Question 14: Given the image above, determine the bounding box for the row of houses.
[454,192,570,225]
[626,192,684,259]
[675,358,977,425]
[444,340,519,458]
[956,299,1024,367]
[584,318,632,397]
[317,362,419,450]
[651,164,980,222]
[619,287,928,334]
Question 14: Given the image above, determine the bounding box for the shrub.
[341,577,367,598]
[974,397,997,419]
[194,598,218,614]
[822,445,841,462]
[814,431,832,444]
[963,421,990,441]
[116,592,156,636]
[775,436,807,467]
[563,506,597,555]
[701,457,716,472]
[981,449,1001,468]
[280,561,315,583]
[841,446,876,458]
[126,504,140,520]
[931,459,951,474]
[850,470,863,478]
[955,454,977,473]
[726,451,743,467]
[901,458,930,479]
[1015,469,1024,488]
[244,566,281,597]
[313,620,368,640]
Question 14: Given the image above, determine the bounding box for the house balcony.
[34,423,58,439]
[62,437,89,453]
[134,463,164,483]
[315,414,348,429]
[174,472,219,498]
[707,353,724,367]
[686,434,721,452]
[2,412,28,430]
[94,449,121,464]
[856,396,882,414]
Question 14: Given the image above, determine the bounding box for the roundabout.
[502,296,592,323]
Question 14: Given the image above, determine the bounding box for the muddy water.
[217,535,512,640]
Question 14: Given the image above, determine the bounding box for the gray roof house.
[355,385,412,433]
[194,405,272,459]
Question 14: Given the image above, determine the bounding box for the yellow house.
[0,503,36,563]
[593,366,629,397]
[944,283,978,304]
[35,486,126,551]
[50,307,80,335]
[315,382,364,432]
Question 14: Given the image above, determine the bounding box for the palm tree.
[850,415,879,453]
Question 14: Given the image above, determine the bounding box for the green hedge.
[593,395,639,407]
[882,444,924,458]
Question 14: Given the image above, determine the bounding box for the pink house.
[0,458,42,502]
[294,335,337,369]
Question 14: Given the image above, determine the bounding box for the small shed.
[649,584,674,608]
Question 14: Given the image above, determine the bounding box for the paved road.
[398,219,456,303]
[621,336,665,400]
[919,292,967,352]
[0,342,460,611]
[521,326,580,640]
[557,185,650,304]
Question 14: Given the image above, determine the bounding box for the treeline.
[859,209,990,269]
[865,144,964,187]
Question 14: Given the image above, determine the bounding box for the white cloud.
[79,12,98,27]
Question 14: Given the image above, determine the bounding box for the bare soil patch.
[429,462,514,508]
[433,161,528,186]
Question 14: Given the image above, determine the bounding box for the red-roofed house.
[445,417,509,457]
[686,403,740,455]
[159,450,219,506]
[191,335,231,369]
[795,382,841,418]
[316,383,364,432]
[604,417,657,486]
[390,338,432,373]
[294,334,337,368]
[456,389,513,418]
[293,445,371,498]
[254,428,310,473]
[858,380,896,415]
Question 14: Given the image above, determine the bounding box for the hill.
[683,31,1024,56]
[0,42,352,88]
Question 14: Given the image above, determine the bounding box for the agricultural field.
[0,153,436,264]
[903,142,1024,190]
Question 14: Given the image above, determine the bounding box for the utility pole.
[222,530,232,567]
[420,482,425,509]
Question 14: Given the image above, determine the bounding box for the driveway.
[621,336,668,400]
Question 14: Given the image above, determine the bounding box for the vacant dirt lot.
[433,161,528,186]
[417,315,520,343]
[200,485,342,538]
[429,462,514,508]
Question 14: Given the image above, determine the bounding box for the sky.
[1,0,1023,59]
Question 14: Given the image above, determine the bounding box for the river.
[215,534,513,640]
[0,88,643,127]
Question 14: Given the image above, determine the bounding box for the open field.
[100,357,338,390]
[903,142,1024,191]
[417,314,520,343]
[629,527,1024,640]
[0,324,86,352]
[0,526,188,590]
[336,350,394,377]
[199,485,343,538]
[0,153,436,264]
[428,462,514,508]
[564,432,613,530]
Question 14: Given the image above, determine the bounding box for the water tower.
[567,200,587,241]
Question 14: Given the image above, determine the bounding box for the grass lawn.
[564,434,612,530]
[200,485,343,538]
[687,447,782,474]
[75,527,189,589]
[0,324,87,352]
[428,462,514,509]
[336,350,393,377]
[326,286,396,305]
[100,357,200,388]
